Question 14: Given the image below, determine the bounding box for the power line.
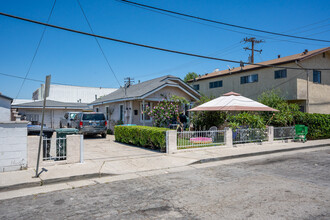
[0,11,330,71]
[115,0,328,47]
[15,0,57,99]
[116,0,330,43]
[0,71,73,86]
[76,0,121,87]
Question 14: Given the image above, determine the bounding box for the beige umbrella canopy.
[189,92,279,112]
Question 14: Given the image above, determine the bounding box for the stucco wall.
[0,97,12,122]
[0,122,28,172]
[147,86,195,102]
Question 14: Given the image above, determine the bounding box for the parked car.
[72,112,107,138]
[60,112,79,128]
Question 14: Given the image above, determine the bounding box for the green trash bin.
[55,128,79,160]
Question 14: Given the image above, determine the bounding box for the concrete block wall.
[0,122,28,172]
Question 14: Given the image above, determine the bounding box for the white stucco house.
[12,100,92,129]
[32,84,117,103]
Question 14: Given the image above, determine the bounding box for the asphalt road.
[1,148,329,219]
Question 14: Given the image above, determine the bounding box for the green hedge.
[294,113,330,140]
[114,126,169,150]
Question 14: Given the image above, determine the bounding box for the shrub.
[228,112,265,130]
[294,113,330,140]
[258,89,300,126]
[190,95,226,130]
[114,126,169,150]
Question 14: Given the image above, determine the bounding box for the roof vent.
[303,49,308,55]
[278,55,281,58]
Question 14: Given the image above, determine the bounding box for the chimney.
[278,55,281,58]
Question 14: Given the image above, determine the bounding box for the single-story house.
[12,100,92,128]
[90,75,201,129]
[0,93,13,122]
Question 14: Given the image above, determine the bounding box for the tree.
[258,89,300,126]
[183,72,198,83]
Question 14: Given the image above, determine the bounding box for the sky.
[0,0,329,99]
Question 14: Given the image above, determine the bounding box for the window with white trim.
[140,102,152,122]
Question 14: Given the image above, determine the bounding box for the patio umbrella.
[189,92,279,112]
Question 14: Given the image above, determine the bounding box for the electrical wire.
[76,0,121,87]
[116,0,330,43]
[115,0,329,47]
[1,11,329,71]
[15,0,57,99]
[0,71,76,86]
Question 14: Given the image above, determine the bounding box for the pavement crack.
[98,161,106,177]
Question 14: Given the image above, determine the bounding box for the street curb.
[0,173,115,193]
[1,143,328,193]
[190,143,329,165]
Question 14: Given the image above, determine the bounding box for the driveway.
[84,135,162,162]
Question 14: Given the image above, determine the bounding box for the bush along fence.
[166,126,295,153]
[114,125,169,151]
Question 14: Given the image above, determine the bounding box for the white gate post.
[267,126,274,143]
[80,135,84,163]
[166,130,177,154]
[225,127,233,147]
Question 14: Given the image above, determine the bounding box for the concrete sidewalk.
[0,138,329,200]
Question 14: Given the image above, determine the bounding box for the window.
[119,105,124,122]
[313,70,321,84]
[82,113,105,120]
[141,102,151,122]
[274,69,287,79]
[241,74,258,84]
[193,84,199,91]
[26,114,39,122]
[95,107,99,112]
[209,81,223,89]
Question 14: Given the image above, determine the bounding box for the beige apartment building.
[189,47,330,114]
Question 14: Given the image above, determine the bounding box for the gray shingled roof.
[12,100,91,109]
[91,75,200,105]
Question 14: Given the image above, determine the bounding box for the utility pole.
[243,37,264,63]
[124,77,134,88]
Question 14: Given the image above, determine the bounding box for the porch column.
[129,101,133,124]
[142,99,145,126]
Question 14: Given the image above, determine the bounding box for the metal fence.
[274,126,295,140]
[42,137,67,161]
[177,130,225,149]
[233,128,268,144]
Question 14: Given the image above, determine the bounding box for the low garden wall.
[27,135,83,168]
